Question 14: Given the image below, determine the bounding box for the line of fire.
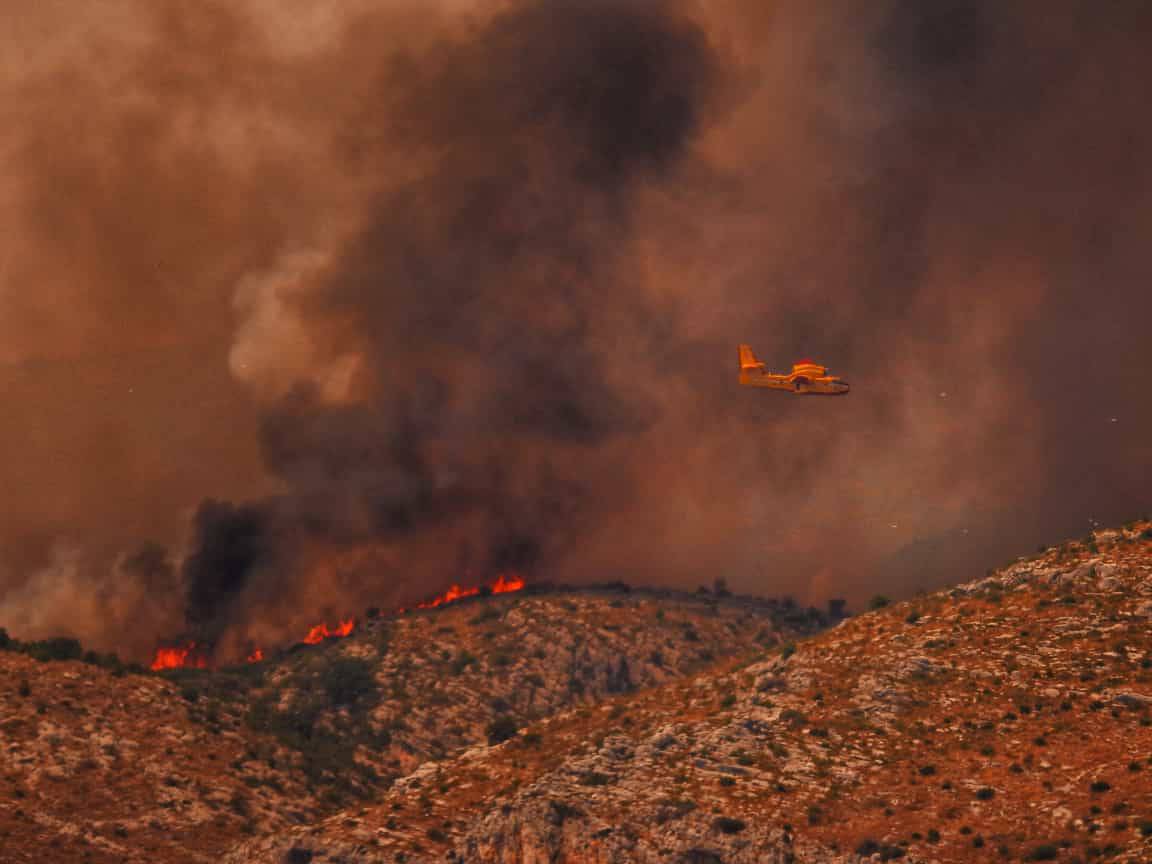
[148,573,527,671]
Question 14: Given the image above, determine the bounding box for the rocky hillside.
[230,521,1152,864]
[0,650,322,863]
[0,585,816,863]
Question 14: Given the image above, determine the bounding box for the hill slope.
[0,586,816,862]
[229,522,1152,864]
[0,652,322,863]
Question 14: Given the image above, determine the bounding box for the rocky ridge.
[0,586,811,862]
[0,651,321,863]
[231,522,1152,864]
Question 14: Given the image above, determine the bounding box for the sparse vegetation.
[5,533,1152,860]
[240,651,382,797]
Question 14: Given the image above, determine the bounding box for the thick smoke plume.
[1,0,1150,659]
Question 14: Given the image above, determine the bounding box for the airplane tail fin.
[738,343,764,371]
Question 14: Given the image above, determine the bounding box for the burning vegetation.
[415,573,526,609]
[149,642,211,671]
[148,572,527,670]
[302,618,356,645]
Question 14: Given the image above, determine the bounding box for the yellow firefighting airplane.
[738,344,850,395]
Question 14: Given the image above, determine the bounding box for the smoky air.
[0,0,1149,661]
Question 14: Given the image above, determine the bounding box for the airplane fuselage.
[738,349,850,395]
[739,368,850,394]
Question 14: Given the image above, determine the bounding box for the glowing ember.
[417,572,526,609]
[303,617,356,645]
[246,647,264,663]
[150,643,210,671]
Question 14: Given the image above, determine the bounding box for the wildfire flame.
[149,643,210,671]
[416,572,526,609]
[150,573,527,669]
[491,572,526,594]
[303,617,356,645]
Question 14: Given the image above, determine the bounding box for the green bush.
[780,708,807,727]
[0,631,126,671]
[451,650,477,675]
[469,608,501,626]
[870,595,890,610]
[711,816,745,834]
[580,771,612,786]
[324,657,378,707]
[486,715,519,745]
[855,840,906,861]
[25,637,83,662]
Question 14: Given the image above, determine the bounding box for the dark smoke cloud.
[182,501,272,637]
[1,0,1150,658]
[172,0,719,644]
